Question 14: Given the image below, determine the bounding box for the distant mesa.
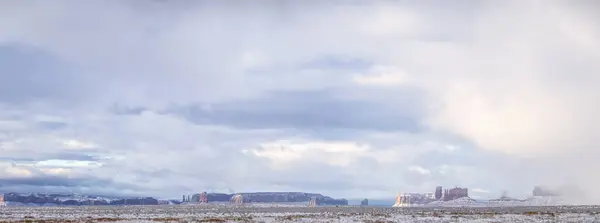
[0,191,348,207]
[392,185,573,207]
[181,192,348,206]
[394,186,468,207]
[0,193,158,206]
[0,185,573,208]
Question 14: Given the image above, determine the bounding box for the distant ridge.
[0,192,159,206]
[182,192,348,205]
[0,191,349,206]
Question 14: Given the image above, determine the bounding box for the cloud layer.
[1,0,599,202]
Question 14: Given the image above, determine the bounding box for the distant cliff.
[187,192,348,205]
[1,193,158,206]
[1,191,348,206]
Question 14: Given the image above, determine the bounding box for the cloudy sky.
[1,0,599,202]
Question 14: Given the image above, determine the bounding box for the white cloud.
[39,167,70,175]
[359,5,421,37]
[408,165,431,176]
[34,160,103,168]
[3,166,33,177]
[249,140,370,168]
[0,120,28,131]
[60,139,98,150]
[471,188,490,194]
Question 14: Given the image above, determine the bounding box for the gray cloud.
[0,174,147,197]
[171,89,424,132]
[0,176,110,188]
[0,44,79,104]
[35,121,68,130]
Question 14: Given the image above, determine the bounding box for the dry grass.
[195,218,226,222]
[277,214,314,221]
[362,220,394,223]
[149,217,181,222]
[1,205,598,222]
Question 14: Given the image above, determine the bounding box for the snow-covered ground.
[0,205,599,222]
[179,201,309,207]
[424,196,567,207]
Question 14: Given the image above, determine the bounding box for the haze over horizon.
[1,0,599,202]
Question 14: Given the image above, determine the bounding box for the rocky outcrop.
[360,199,368,206]
[109,197,158,205]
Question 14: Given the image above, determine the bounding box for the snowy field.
[1,205,600,222]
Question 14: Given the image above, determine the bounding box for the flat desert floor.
[1,205,600,222]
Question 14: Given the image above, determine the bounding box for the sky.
[0,0,599,202]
